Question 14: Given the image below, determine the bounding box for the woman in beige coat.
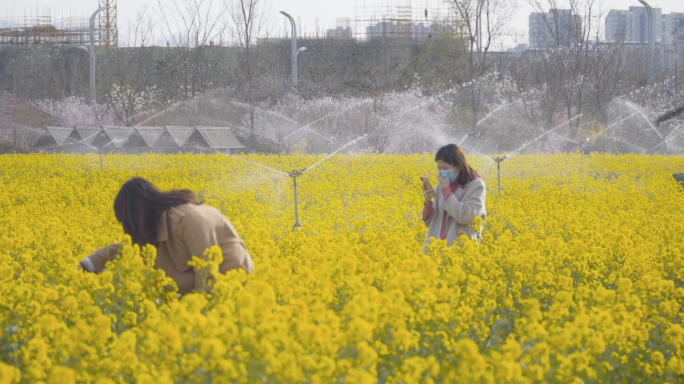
[78,177,254,294]
[420,144,486,253]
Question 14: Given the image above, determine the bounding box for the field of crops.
[1,152,684,383]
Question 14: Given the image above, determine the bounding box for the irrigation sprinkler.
[492,156,507,197]
[288,168,307,231]
[99,148,103,171]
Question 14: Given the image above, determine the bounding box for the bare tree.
[158,0,228,99]
[528,0,600,137]
[105,7,158,126]
[449,0,513,140]
[521,0,633,140]
[227,0,269,152]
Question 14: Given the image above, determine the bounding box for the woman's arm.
[423,200,435,227]
[421,176,436,227]
[78,243,122,273]
[442,181,486,225]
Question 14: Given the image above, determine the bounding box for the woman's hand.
[423,188,435,204]
[437,171,450,189]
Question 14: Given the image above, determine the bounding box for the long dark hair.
[114,177,200,247]
[435,144,477,185]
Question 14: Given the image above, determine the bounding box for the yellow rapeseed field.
[1,152,684,383]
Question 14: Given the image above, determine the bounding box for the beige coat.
[422,179,486,253]
[79,203,254,294]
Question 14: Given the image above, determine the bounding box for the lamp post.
[288,168,307,231]
[280,11,306,91]
[638,0,654,83]
[75,46,91,91]
[89,7,107,105]
[75,45,90,56]
[475,0,486,63]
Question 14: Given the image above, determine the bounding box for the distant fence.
[1,126,245,154]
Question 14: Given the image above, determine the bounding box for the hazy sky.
[2,0,683,48]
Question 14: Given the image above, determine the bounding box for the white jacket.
[422,178,487,253]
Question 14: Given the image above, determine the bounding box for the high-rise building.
[326,26,353,39]
[326,17,353,39]
[363,20,445,40]
[528,9,580,50]
[605,6,662,44]
[662,13,684,46]
[605,10,636,42]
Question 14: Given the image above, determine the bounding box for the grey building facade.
[529,9,580,50]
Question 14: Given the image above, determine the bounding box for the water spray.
[302,128,337,145]
[303,135,368,173]
[226,135,367,231]
[458,134,468,146]
[287,135,367,229]
[584,113,638,143]
[288,168,307,231]
[651,125,684,151]
[626,102,662,138]
[282,113,335,141]
[492,156,507,197]
[550,132,578,144]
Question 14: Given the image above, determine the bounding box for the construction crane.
[98,0,118,48]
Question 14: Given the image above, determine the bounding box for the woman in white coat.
[420,144,486,253]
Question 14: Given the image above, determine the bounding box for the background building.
[326,18,353,39]
[529,9,580,50]
[663,13,684,46]
[605,10,636,43]
[605,6,663,44]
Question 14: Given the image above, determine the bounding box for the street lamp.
[75,45,90,56]
[75,45,91,77]
[280,11,306,91]
[638,0,654,83]
[475,0,486,63]
[89,7,107,105]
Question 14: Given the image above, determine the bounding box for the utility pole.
[638,0,654,83]
[89,7,107,105]
[280,11,306,91]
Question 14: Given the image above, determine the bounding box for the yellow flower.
[1,152,683,382]
[0,362,21,384]
[47,366,75,384]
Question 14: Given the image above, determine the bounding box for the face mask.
[439,170,457,184]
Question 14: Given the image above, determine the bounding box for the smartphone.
[420,175,432,191]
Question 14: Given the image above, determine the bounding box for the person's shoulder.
[172,203,223,222]
[466,178,486,190]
